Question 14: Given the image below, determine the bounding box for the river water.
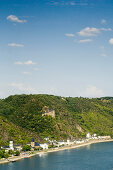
[0,142,113,170]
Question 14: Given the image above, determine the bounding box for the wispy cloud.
[7,15,27,23]
[8,43,24,47]
[100,46,107,57]
[23,72,31,75]
[101,19,106,24]
[14,60,36,65]
[65,33,75,37]
[100,28,112,31]
[101,53,107,57]
[49,1,88,6]
[24,60,36,65]
[78,27,100,37]
[49,1,59,6]
[109,38,113,45]
[10,83,36,93]
[100,46,108,57]
[78,27,112,37]
[14,62,23,65]
[78,39,92,43]
[34,68,39,71]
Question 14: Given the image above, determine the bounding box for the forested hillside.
[0,94,113,146]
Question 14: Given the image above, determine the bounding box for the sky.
[0,0,113,98]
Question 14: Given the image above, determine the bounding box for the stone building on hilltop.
[42,106,55,118]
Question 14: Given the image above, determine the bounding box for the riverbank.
[0,139,113,165]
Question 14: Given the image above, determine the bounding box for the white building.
[9,141,14,150]
[98,136,111,139]
[57,141,65,146]
[93,133,97,137]
[86,133,91,139]
[67,140,70,145]
[40,143,48,150]
[75,140,85,144]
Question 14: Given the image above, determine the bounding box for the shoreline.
[0,139,113,165]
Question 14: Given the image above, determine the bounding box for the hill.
[0,94,113,146]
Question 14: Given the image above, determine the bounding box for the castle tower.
[31,138,35,147]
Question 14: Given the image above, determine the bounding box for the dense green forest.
[0,94,113,146]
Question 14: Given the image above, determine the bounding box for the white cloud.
[78,27,112,37]
[49,1,59,6]
[101,19,106,24]
[65,33,75,37]
[10,83,36,93]
[23,72,31,75]
[8,43,24,47]
[49,1,88,6]
[78,39,92,43]
[100,28,112,31]
[82,85,104,97]
[70,2,76,6]
[101,53,107,57]
[7,15,27,23]
[14,60,36,65]
[24,60,36,65]
[109,38,113,45]
[14,61,23,65]
[78,27,100,37]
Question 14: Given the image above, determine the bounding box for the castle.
[42,106,55,118]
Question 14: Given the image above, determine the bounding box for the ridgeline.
[0,94,113,146]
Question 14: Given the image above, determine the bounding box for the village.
[0,133,112,164]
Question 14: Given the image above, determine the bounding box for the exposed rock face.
[75,122,83,132]
[42,110,55,118]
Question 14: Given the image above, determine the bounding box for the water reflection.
[86,144,91,150]
[38,153,48,158]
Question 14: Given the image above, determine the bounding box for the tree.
[4,152,9,159]
[22,145,31,151]
[15,150,20,156]
[8,150,14,155]
[0,150,5,159]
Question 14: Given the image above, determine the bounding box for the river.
[0,142,113,170]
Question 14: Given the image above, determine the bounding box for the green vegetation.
[8,149,14,155]
[15,150,20,156]
[0,149,20,159]
[4,152,9,159]
[37,147,43,151]
[0,94,113,146]
[22,145,31,152]
[0,150,5,159]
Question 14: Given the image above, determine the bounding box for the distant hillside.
[0,94,113,146]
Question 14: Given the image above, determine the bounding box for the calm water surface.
[0,142,113,170]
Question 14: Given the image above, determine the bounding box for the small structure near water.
[9,141,14,150]
[86,133,91,139]
[40,143,48,150]
[30,138,40,149]
[1,141,14,151]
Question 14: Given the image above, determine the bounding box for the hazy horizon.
[1,93,113,100]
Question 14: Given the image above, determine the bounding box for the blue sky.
[0,0,113,98]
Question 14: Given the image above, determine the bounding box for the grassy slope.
[0,94,113,145]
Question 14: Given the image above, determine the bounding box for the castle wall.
[42,110,55,118]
